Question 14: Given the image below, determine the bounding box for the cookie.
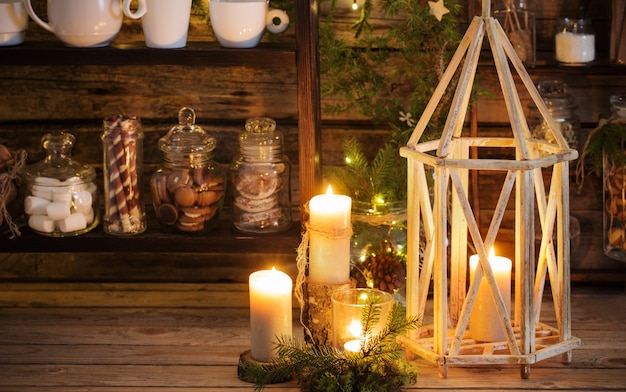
[157,203,178,225]
[234,194,277,213]
[174,186,197,207]
[197,189,224,207]
[150,172,171,205]
[235,169,280,200]
[167,168,192,194]
[240,207,284,225]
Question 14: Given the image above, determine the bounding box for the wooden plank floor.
[0,282,625,391]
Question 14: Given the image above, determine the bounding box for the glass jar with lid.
[492,0,536,66]
[601,93,626,262]
[23,132,99,236]
[231,117,292,234]
[150,107,226,234]
[528,80,580,152]
[555,18,595,67]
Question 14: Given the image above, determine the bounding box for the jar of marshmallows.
[23,132,99,236]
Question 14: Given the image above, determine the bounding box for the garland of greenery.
[319,0,463,203]
[243,302,421,392]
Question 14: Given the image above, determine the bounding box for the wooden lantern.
[398,0,581,378]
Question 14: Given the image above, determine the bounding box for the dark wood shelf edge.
[1,219,302,254]
[0,41,296,67]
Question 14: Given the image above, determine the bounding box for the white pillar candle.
[308,186,352,284]
[468,248,512,342]
[249,268,293,362]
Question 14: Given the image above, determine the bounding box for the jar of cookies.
[231,117,292,234]
[23,132,99,237]
[601,93,626,262]
[102,114,146,235]
[150,107,226,234]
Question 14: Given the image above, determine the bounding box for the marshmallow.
[52,187,74,202]
[24,196,51,215]
[72,190,93,215]
[30,184,53,201]
[58,212,87,233]
[46,200,71,220]
[28,215,55,233]
[33,176,62,186]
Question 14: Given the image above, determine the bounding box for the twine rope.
[1,149,27,238]
[295,202,353,342]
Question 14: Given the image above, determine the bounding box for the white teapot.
[23,0,123,47]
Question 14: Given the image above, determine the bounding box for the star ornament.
[428,0,450,21]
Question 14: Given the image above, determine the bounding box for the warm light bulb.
[352,0,358,11]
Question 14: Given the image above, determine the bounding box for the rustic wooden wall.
[1,0,626,281]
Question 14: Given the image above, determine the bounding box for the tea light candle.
[468,248,512,342]
[308,186,352,284]
[249,268,293,362]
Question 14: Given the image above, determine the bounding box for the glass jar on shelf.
[555,17,595,67]
[601,93,626,262]
[231,117,292,234]
[493,0,535,66]
[101,114,146,235]
[528,80,580,152]
[23,132,99,237]
[150,107,226,234]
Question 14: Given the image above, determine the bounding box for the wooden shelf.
[1,217,301,254]
[0,41,296,67]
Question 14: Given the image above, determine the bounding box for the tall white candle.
[249,268,293,362]
[308,186,352,284]
[468,248,512,342]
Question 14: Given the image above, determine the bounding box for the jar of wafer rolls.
[23,132,99,237]
[102,114,147,235]
[150,107,226,234]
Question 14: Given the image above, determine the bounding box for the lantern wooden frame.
[398,0,581,378]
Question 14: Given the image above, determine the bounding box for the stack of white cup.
[24,176,97,234]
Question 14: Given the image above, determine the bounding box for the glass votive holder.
[331,288,393,352]
[555,18,595,67]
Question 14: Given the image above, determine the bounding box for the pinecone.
[359,254,405,294]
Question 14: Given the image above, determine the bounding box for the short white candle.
[249,268,293,362]
[308,186,352,284]
[468,248,512,342]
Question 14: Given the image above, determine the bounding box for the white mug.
[23,0,123,47]
[0,1,28,46]
[122,0,192,49]
[209,0,289,48]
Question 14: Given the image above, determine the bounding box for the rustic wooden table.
[0,281,624,391]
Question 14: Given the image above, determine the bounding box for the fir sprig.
[246,302,421,392]
[325,137,407,204]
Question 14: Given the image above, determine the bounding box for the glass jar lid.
[528,80,577,117]
[239,117,284,159]
[25,132,95,183]
[158,107,216,160]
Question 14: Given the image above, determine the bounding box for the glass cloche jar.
[150,107,226,234]
[23,132,99,236]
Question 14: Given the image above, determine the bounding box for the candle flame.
[326,185,334,195]
[348,320,362,338]
[489,247,495,259]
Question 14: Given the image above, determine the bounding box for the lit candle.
[343,320,365,352]
[308,186,352,284]
[249,268,293,362]
[468,247,512,342]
